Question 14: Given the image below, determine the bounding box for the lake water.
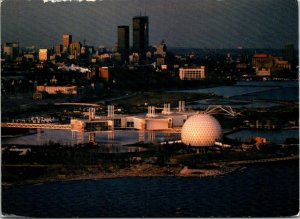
[2,128,297,148]
[2,129,181,151]
[226,128,299,144]
[191,98,280,109]
[2,161,299,217]
[234,87,298,101]
[177,80,299,101]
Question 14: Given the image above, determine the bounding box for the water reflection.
[2,129,181,153]
[191,98,280,109]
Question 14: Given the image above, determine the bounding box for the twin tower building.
[118,16,149,60]
[62,16,149,61]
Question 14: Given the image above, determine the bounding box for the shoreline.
[2,155,298,189]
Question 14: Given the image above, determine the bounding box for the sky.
[1,0,298,49]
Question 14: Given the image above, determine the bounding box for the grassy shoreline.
[2,155,298,189]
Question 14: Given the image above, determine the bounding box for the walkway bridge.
[1,122,71,130]
[54,103,101,107]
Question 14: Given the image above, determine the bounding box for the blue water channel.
[176,80,299,108]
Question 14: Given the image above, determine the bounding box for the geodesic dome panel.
[181,114,222,146]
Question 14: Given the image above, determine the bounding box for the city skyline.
[1,0,298,49]
[1,1,299,217]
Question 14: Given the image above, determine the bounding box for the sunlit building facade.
[252,53,272,76]
[36,85,78,94]
[99,67,109,81]
[179,66,205,80]
[154,40,167,58]
[38,49,48,62]
[69,41,82,59]
[3,42,19,60]
[54,44,63,54]
[63,34,72,53]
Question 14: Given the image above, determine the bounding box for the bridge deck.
[1,123,72,129]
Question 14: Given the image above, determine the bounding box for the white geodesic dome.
[181,114,222,147]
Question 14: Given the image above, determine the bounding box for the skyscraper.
[284,43,295,68]
[3,42,19,60]
[63,34,72,53]
[132,16,149,57]
[69,42,82,59]
[54,44,63,54]
[117,26,129,60]
[39,49,48,62]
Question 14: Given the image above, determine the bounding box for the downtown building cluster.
[1,15,207,98]
[1,15,298,98]
[35,16,163,66]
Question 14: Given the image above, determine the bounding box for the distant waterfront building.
[129,53,140,63]
[156,57,165,68]
[132,16,149,57]
[71,119,113,133]
[69,42,82,59]
[54,44,63,54]
[111,102,189,131]
[23,53,35,62]
[81,46,87,55]
[284,43,295,68]
[117,25,129,60]
[3,46,13,60]
[179,66,206,80]
[161,64,168,70]
[3,42,19,60]
[39,49,48,62]
[86,66,99,80]
[252,54,273,76]
[112,52,122,61]
[154,40,167,58]
[36,85,78,95]
[63,34,72,53]
[273,57,291,71]
[99,67,109,81]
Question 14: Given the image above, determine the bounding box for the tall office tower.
[39,49,48,62]
[284,43,295,68]
[132,16,149,57]
[54,44,63,54]
[117,26,129,60]
[3,42,19,60]
[69,42,82,59]
[154,40,167,57]
[63,34,72,53]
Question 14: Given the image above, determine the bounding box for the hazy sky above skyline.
[1,0,298,49]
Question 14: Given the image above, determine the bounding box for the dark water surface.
[2,161,299,217]
[178,80,299,101]
[226,128,299,144]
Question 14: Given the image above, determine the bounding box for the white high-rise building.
[179,66,205,80]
